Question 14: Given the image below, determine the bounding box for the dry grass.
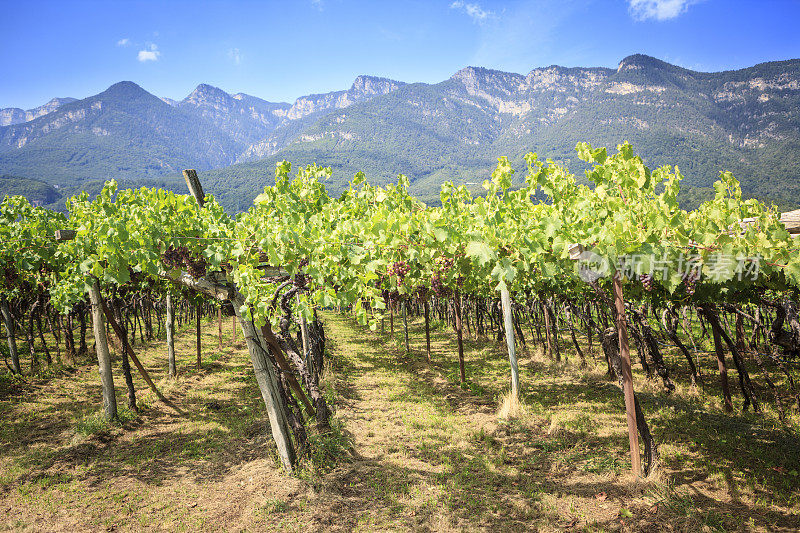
[497,390,527,420]
[0,309,799,531]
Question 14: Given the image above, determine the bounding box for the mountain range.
[1,54,798,212]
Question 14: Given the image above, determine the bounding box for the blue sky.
[1,0,799,109]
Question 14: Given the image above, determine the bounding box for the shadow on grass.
[322,312,800,531]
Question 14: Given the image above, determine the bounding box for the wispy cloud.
[450,1,494,24]
[137,43,160,62]
[228,48,242,65]
[628,0,699,21]
[116,38,130,47]
[467,0,579,74]
[311,0,323,11]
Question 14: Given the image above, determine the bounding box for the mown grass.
[0,306,798,531]
[323,308,800,531]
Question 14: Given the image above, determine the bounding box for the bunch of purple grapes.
[682,270,700,295]
[431,256,455,297]
[639,273,654,292]
[431,273,451,297]
[161,245,188,269]
[387,260,411,282]
[161,245,207,279]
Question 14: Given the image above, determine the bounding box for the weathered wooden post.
[87,278,117,421]
[612,273,642,478]
[218,306,223,350]
[423,299,431,360]
[500,288,520,398]
[182,169,205,208]
[454,291,466,385]
[182,169,296,473]
[166,293,176,377]
[569,243,641,478]
[195,301,201,370]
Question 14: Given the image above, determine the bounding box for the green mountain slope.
[200,55,800,210]
[1,55,798,212]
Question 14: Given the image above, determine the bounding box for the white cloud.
[228,48,242,65]
[628,0,698,21]
[467,0,581,75]
[311,0,323,10]
[117,38,130,47]
[137,43,160,62]
[450,1,494,23]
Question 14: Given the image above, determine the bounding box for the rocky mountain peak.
[617,54,673,73]
[183,84,233,106]
[349,75,404,97]
[0,97,77,126]
[451,66,490,84]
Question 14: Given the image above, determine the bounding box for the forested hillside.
[1,54,798,211]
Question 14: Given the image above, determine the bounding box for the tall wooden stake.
[217,306,223,350]
[88,278,117,421]
[500,288,520,397]
[181,169,295,473]
[454,291,466,385]
[182,169,205,207]
[612,273,641,478]
[424,299,431,360]
[166,293,176,378]
[196,302,201,370]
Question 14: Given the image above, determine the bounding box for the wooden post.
[179,169,295,473]
[166,294,176,378]
[218,306,223,350]
[542,300,555,359]
[454,291,466,385]
[182,169,205,207]
[500,288,520,397]
[424,299,431,360]
[232,316,237,344]
[87,278,117,421]
[231,293,296,473]
[54,229,76,241]
[196,301,201,370]
[612,273,641,478]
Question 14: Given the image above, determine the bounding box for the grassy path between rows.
[1,311,799,531]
